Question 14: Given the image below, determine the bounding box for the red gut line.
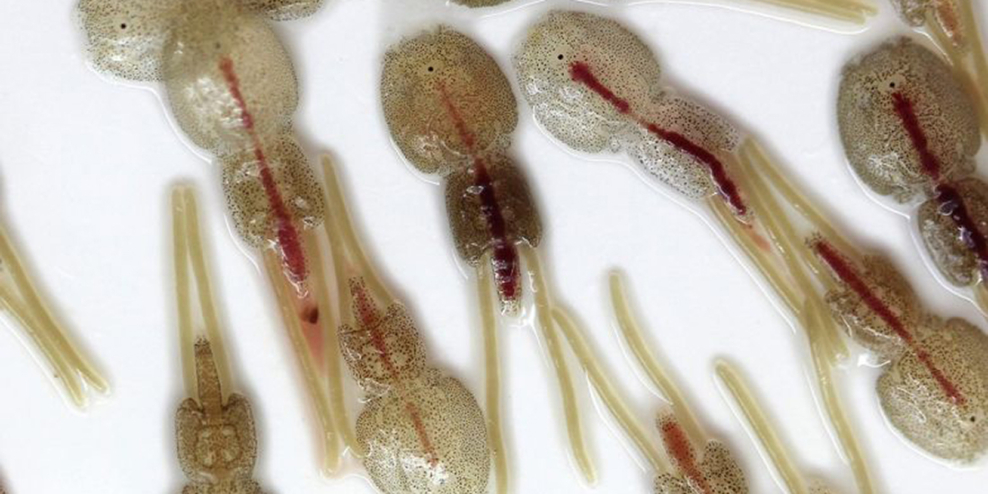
[813,240,965,405]
[892,92,988,279]
[351,280,440,465]
[436,82,520,302]
[569,62,747,216]
[219,57,307,283]
[659,417,711,494]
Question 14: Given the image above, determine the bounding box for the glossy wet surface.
[177,340,264,493]
[814,240,988,461]
[381,26,542,310]
[340,279,490,493]
[514,10,746,216]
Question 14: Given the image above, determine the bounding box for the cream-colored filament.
[705,137,874,494]
[740,0,875,24]
[262,248,341,473]
[520,245,596,484]
[736,140,873,494]
[716,360,810,494]
[608,272,706,449]
[172,186,232,399]
[0,206,107,406]
[477,259,508,494]
[551,306,671,474]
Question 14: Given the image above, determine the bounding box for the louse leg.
[171,186,233,400]
[519,245,596,484]
[476,259,509,494]
[262,248,342,473]
[715,360,811,494]
[607,272,706,450]
[0,214,107,406]
[742,0,874,24]
[550,306,670,474]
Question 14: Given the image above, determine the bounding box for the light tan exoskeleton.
[77,0,365,473]
[511,8,988,491]
[381,26,603,491]
[0,164,107,406]
[171,186,267,494]
[888,0,988,136]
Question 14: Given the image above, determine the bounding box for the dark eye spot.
[889,82,896,88]
[427,66,434,72]
[120,23,127,29]
[557,54,564,60]
[971,416,977,423]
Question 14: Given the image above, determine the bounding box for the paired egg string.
[172,185,267,493]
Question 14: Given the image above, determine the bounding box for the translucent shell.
[891,0,937,26]
[891,0,965,45]
[77,0,175,81]
[877,317,988,462]
[356,370,490,494]
[340,279,490,493]
[243,0,325,21]
[822,253,920,361]
[653,441,748,494]
[513,10,664,154]
[339,285,428,396]
[381,27,518,176]
[220,134,325,248]
[176,340,262,492]
[444,155,542,266]
[918,177,988,286]
[837,38,979,202]
[632,96,741,200]
[162,5,298,157]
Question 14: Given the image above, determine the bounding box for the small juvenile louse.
[171,187,267,494]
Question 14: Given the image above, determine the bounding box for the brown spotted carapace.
[339,278,491,494]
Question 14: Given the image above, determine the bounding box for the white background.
[0,0,985,492]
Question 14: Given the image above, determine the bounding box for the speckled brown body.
[339,279,490,494]
[444,156,541,266]
[176,340,265,494]
[514,10,743,206]
[878,317,988,461]
[381,27,542,311]
[78,0,326,249]
[837,38,979,202]
[451,0,512,7]
[814,241,988,462]
[654,415,747,494]
[918,177,988,286]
